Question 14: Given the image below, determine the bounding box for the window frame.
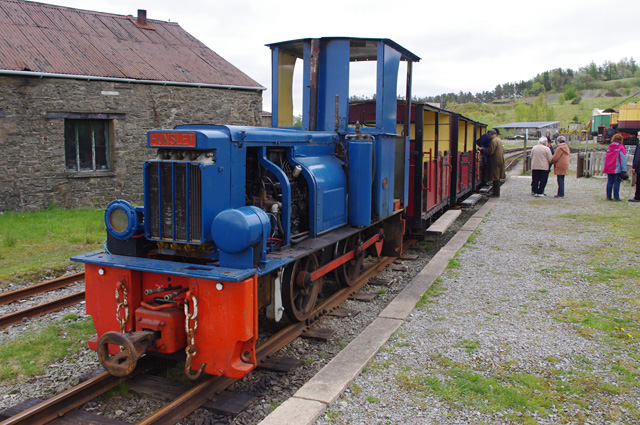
[64,118,111,172]
[47,112,125,175]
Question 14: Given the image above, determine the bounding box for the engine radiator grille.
[146,161,203,243]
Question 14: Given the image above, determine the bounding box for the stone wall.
[0,76,263,211]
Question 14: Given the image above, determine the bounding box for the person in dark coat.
[475,128,498,184]
[481,129,505,197]
[629,143,640,202]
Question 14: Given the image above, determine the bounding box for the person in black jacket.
[629,143,640,202]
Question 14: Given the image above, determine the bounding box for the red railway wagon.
[349,101,486,235]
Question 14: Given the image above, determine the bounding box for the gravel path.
[2,154,639,425]
[316,157,640,425]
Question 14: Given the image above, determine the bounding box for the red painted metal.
[308,232,382,282]
[189,276,258,379]
[84,263,259,379]
[136,304,186,354]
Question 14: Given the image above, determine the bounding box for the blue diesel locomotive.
[72,37,485,380]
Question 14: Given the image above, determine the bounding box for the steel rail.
[0,356,160,425]
[0,292,85,330]
[0,272,85,306]
[0,243,416,425]
[505,151,526,171]
[137,244,414,425]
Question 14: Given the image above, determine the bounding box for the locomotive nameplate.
[150,132,196,147]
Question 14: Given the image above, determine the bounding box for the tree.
[564,86,578,100]
[542,71,552,92]
[515,101,529,121]
[530,82,546,96]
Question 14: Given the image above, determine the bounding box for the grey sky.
[34,0,640,112]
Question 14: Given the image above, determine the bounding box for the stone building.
[0,0,264,211]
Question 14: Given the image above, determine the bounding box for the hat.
[487,129,497,135]
[492,127,500,135]
[557,135,566,143]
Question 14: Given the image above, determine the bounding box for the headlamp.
[105,200,139,240]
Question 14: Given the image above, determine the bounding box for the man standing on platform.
[531,136,553,197]
[481,128,505,197]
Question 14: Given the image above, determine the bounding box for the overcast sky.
[34,0,640,112]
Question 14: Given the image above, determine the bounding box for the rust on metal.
[0,272,84,306]
[96,331,156,377]
[0,291,85,330]
[1,241,417,425]
[0,356,159,425]
[0,0,262,88]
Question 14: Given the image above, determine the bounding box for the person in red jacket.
[551,136,570,198]
[603,133,627,201]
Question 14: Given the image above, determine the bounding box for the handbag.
[617,150,628,180]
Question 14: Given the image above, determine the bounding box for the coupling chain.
[115,280,129,334]
[184,292,206,380]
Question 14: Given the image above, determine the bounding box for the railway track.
[0,246,411,425]
[503,147,531,171]
[0,272,85,330]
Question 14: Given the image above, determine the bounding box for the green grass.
[448,93,640,130]
[395,353,639,423]
[0,317,96,382]
[365,395,380,403]
[554,299,638,343]
[448,258,461,269]
[456,339,481,353]
[0,205,105,285]
[417,282,446,308]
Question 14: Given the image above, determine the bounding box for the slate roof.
[0,0,264,90]
[497,121,559,129]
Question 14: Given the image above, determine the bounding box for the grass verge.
[0,206,105,285]
[0,315,96,382]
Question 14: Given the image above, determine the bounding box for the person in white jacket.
[531,137,553,197]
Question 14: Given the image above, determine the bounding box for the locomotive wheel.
[334,235,364,287]
[282,254,322,322]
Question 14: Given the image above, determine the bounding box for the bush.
[565,86,578,100]
[571,97,581,105]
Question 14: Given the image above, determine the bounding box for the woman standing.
[603,133,627,201]
[551,136,570,198]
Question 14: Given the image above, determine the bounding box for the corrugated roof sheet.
[0,0,263,89]
[498,121,559,129]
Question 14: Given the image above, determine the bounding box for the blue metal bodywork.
[74,37,421,280]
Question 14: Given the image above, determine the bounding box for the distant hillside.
[419,58,640,108]
[446,87,640,130]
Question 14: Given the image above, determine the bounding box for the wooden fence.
[577,147,637,186]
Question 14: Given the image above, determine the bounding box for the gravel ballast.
[315,157,640,425]
[2,154,639,425]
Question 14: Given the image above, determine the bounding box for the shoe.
[607,198,613,201]
[629,198,640,202]
[540,194,546,197]
[534,194,541,197]
[554,195,564,198]
[614,199,622,201]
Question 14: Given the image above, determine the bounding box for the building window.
[64,119,110,172]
